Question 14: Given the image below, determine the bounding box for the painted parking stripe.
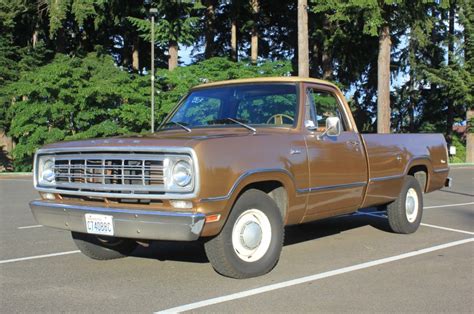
[424,202,474,209]
[155,238,474,314]
[358,212,474,235]
[17,225,43,229]
[420,223,474,235]
[0,250,80,265]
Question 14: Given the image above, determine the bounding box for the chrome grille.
[52,154,165,193]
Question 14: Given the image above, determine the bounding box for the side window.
[307,89,346,131]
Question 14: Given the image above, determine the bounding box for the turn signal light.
[205,214,221,223]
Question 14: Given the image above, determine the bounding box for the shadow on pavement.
[439,189,474,198]
[130,211,392,263]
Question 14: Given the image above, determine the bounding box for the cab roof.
[191,76,339,90]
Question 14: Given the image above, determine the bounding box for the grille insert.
[52,154,165,193]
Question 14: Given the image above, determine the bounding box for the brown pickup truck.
[30,77,451,278]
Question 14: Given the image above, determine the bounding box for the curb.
[448,163,474,168]
[0,172,32,176]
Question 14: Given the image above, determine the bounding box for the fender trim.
[200,168,295,202]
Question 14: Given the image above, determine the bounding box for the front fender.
[197,168,304,237]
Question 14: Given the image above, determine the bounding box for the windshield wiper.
[226,118,256,133]
[161,121,192,133]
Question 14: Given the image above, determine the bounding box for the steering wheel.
[266,114,294,125]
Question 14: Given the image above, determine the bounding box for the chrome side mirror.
[318,117,341,139]
[304,120,317,131]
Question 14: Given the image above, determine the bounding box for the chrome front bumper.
[29,200,205,241]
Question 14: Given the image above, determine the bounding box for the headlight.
[164,156,194,192]
[172,160,192,187]
[37,156,55,185]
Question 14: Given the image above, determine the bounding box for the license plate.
[85,214,114,236]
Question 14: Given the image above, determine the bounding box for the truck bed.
[360,134,449,208]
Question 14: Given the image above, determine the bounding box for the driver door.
[302,84,368,220]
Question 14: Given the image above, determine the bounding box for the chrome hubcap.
[405,188,419,223]
[240,221,262,250]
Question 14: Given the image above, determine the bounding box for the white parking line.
[0,250,80,265]
[425,202,474,209]
[358,212,474,235]
[17,225,43,229]
[155,238,474,313]
[420,223,474,235]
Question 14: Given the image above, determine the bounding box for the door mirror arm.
[317,117,341,140]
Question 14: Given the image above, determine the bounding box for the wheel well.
[240,181,288,220]
[408,165,428,192]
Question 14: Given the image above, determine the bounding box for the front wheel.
[387,176,423,234]
[204,189,284,279]
[71,232,138,260]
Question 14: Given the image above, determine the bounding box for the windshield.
[161,83,298,131]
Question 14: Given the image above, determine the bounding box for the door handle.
[346,140,360,147]
[346,140,360,151]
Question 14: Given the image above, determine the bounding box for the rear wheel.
[71,232,138,260]
[204,189,284,279]
[387,176,423,234]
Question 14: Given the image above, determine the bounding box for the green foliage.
[1,0,472,171]
[4,52,149,169]
[4,55,291,171]
[127,0,202,46]
[449,133,466,163]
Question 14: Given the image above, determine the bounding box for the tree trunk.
[204,0,217,59]
[250,0,259,64]
[377,25,391,134]
[32,29,38,48]
[231,19,238,61]
[56,28,66,53]
[408,37,416,133]
[321,51,332,80]
[467,110,474,163]
[321,16,332,79]
[297,0,309,77]
[132,35,140,72]
[446,1,456,145]
[169,41,178,71]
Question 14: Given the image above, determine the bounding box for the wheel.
[204,189,284,279]
[387,176,423,234]
[71,232,138,260]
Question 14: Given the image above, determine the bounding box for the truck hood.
[41,128,269,151]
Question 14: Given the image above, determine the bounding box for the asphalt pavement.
[0,168,473,313]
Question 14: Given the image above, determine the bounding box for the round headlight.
[172,160,192,187]
[42,159,55,183]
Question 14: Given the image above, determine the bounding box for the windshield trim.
[157,82,300,132]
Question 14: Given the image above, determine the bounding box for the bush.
[3,55,291,171]
[449,133,466,163]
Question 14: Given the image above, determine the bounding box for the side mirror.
[317,117,341,139]
[304,120,317,131]
[326,117,341,136]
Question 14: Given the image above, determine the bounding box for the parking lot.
[0,167,472,313]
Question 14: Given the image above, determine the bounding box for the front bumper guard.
[29,200,205,241]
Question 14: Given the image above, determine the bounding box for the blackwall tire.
[204,189,284,279]
[387,176,424,234]
[71,232,138,260]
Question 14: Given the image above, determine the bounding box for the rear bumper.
[29,200,205,241]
